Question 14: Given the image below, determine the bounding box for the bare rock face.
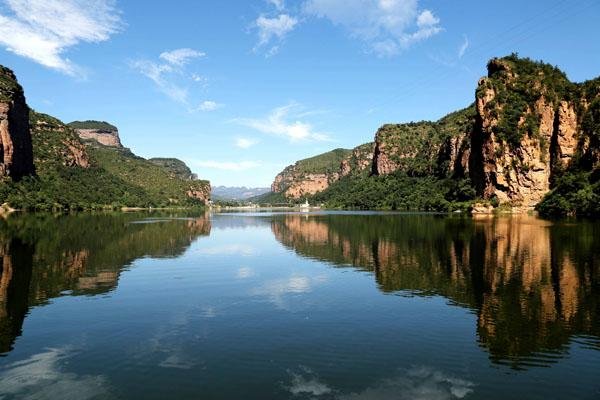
[0,66,35,180]
[272,168,339,199]
[370,107,476,179]
[284,174,333,198]
[67,121,123,148]
[76,128,122,148]
[469,56,588,209]
[340,142,374,177]
[554,101,578,166]
[271,148,353,199]
[186,182,211,205]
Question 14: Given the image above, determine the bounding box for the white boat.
[300,199,310,211]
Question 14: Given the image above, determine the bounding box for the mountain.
[267,54,600,216]
[211,186,270,200]
[0,65,211,210]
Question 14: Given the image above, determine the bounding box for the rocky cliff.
[0,66,34,180]
[372,106,475,178]
[68,120,122,148]
[271,145,373,199]
[271,148,351,198]
[470,56,599,208]
[271,55,600,212]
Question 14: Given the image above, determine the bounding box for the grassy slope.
[148,157,194,180]
[292,148,352,175]
[0,111,209,210]
[91,146,209,205]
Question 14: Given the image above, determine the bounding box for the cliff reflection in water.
[271,213,600,368]
[0,212,211,354]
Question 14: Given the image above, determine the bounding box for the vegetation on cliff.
[149,157,197,180]
[67,120,118,131]
[0,112,209,210]
[293,148,351,175]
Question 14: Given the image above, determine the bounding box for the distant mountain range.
[211,186,270,200]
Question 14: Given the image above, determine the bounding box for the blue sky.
[1,0,599,187]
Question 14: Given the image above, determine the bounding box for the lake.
[0,211,598,399]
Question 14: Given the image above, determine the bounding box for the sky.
[1,0,599,187]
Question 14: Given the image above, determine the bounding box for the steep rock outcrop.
[371,106,476,179]
[340,142,374,177]
[186,182,211,204]
[469,56,599,208]
[0,66,34,180]
[68,121,122,148]
[271,148,351,198]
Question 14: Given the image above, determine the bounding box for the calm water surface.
[0,212,598,399]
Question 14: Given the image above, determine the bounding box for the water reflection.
[271,214,600,368]
[0,212,211,354]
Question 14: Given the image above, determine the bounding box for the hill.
[0,65,211,210]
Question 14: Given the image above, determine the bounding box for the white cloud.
[303,0,441,56]
[0,0,122,75]
[254,14,298,55]
[130,48,206,104]
[237,104,331,143]
[191,160,261,171]
[458,35,469,59]
[235,137,259,149]
[159,48,205,66]
[129,59,188,103]
[197,100,223,112]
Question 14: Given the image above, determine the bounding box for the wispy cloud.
[235,137,259,149]
[236,103,331,143]
[130,48,213,107]
[254,13,298,56]
[0,0,122,75]
[190,160,262,171]
[129,59,187,103]
[303,0,442,56]
[458,34,469,58]
[197,100,223,112]
[159,48,205,66]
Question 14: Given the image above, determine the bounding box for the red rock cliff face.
[468,58,596,209]
[186,182,211,205]
[75,128,122,148]
[271,146,372,199]
[0,67,34,180]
